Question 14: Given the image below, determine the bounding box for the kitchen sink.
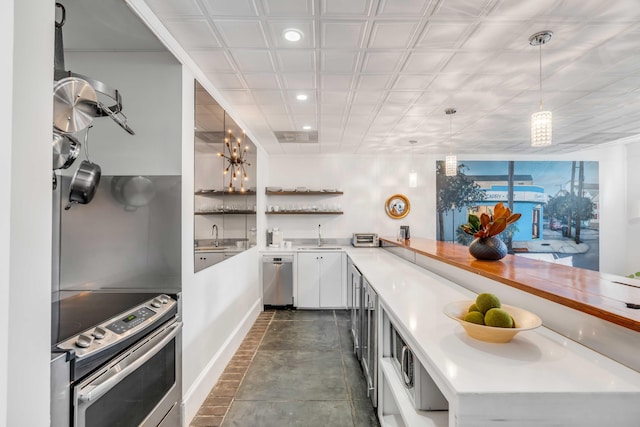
[298,246,342,250]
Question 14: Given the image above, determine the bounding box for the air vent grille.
[274,131,318,143]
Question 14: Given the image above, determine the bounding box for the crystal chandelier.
[529,30,553,147]
[218,127,250,192]
[445,108,457,176]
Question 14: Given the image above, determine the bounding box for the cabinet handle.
[401,345,414,388]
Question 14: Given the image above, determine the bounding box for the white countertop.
[260,244,348,252]
[345,248,640,425]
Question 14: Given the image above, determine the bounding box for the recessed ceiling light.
[296,93,308,101]
[283,29,303,42]
[302,125,312,130]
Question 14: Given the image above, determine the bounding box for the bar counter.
[380,237,640,333]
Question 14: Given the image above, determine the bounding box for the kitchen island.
[345,247,640,427]
[378,237,640,376]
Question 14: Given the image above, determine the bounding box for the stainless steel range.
[51,291,182,427]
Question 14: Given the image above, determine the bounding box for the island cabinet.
[297,251,344,308]
[345,248,640,427]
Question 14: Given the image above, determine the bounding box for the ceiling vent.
[274,131,318,143]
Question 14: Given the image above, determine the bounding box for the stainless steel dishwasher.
[262,255,294,307]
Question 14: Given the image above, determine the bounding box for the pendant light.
[445,108,457,176]
[409,140,418,188]
[529,30,553,147]
[217,113,250,193]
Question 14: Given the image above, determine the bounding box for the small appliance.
[352,233,379,247]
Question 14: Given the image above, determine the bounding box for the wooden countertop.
[380,237,640,333]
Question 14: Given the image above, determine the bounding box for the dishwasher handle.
[263,256,294,264]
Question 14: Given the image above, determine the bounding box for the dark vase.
[469,237,508,261]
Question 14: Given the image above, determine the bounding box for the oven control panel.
[107,307,156,334]
[56,294,177,359]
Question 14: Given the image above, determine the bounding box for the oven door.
[74,320,182,427]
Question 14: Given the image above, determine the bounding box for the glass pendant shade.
[529,31,553,148]
[531,110,552,147]
[444,108,457,176]
[445,155,457,176]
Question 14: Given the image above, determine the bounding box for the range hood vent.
[274,131,318,144]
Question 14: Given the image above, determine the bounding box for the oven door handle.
[78,321,182,403]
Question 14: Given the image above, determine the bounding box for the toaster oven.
[352,233,379,247]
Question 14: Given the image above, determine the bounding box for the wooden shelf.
[265,190,343,195]
[265,211,343,215]
[195,210,256,215]
[195,190,256,196]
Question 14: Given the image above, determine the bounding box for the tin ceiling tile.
[201,0,259,16]
[214,20,268,48]
[261,0,314,16]
[230,50,276,72]
[320,21,367,48]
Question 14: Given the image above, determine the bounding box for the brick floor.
[189,310,275,427]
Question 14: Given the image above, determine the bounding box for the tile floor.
[190,309,379,427]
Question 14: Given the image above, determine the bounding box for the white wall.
[626,141,640,274]
[268,147,629,275]
[5,0,53,425]
[0,0,14,423]
[267,154,437,241]
[179,70,263,424]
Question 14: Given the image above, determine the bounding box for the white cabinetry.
[194,252,225,271]
[297,252,344,308]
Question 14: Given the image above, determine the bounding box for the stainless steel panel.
[361,279,377,407]
[263,255,294,306]
[58,175,181,292]
[347,257,363,360]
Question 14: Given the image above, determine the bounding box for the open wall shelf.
[266,190,343,195]
[265,211,343,215]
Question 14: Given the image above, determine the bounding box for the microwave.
[390,323,448,411]
[352,233,379,247]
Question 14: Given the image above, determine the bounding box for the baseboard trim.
[181,298,261,425]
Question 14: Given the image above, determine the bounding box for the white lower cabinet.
[378,306,449,427]
[195,252,225,271]
[297,251,344,308]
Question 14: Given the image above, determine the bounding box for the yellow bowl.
[443,300,542,343]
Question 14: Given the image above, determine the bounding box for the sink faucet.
[211,224,219,247]
[317,224,322,246]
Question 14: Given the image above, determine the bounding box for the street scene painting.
[436,161,599,271]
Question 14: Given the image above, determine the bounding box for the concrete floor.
[190,309,379,427]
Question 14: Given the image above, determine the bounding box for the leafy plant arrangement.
[461,202,522,239]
